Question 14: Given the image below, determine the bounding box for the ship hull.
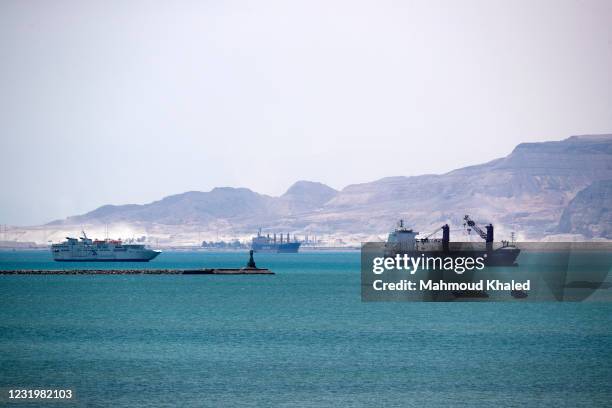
[52,250,161,262]
[252,242,301,253]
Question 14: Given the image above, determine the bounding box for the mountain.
[557,180,612,238]
[305,134,612,237]
[279,181,338,214]
[52,187,278,226]
[49,181,339,232]
[42,134,612,243]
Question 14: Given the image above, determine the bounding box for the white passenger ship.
[51,231,161,262]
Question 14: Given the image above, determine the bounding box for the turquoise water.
[1,251,611,407]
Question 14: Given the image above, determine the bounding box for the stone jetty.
[0,268,273,275]
[0,250,274,275]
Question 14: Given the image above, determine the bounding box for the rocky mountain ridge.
[42,134,612,243]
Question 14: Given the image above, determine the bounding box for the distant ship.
[51,231,161,262]
[251,230,301,253]
[385,215,520,266]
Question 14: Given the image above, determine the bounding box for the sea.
[0,250,611,407]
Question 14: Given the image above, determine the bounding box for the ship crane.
[420,224,451,251]
[463,215,494,249]
[463,215,487,240]
[423,226,442,240]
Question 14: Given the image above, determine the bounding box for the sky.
[1,0,611,226]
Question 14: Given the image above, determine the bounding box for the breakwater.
[0,268,273,275]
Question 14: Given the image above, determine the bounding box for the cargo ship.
[51,231,161,262]
[251,230,300,253]
[385,215,520,266]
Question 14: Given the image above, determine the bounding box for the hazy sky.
[1,0,611,225]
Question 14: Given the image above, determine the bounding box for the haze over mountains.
[20,134,612,244]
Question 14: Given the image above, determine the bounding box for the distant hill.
[45,134,612,241]
[557,180,612,238]
[49,181,340,232]
[279,181,338,214]
[305,134,612,238]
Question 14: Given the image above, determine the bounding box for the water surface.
[0,251,610,407]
